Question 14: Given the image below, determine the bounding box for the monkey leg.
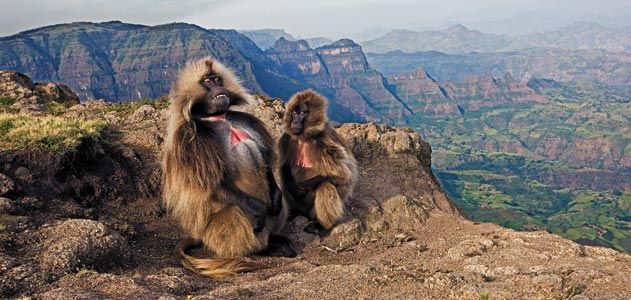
[312,182,344,230]
[202,205,266,258]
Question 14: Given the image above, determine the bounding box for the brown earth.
[0,77,630,299]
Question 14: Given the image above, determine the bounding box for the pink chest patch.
[229,127,250,148]
[204,114,251,148]
[296,140,313,168]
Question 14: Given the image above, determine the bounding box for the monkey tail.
[176,238,262,278]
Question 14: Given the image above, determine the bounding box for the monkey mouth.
[212,94,228,101]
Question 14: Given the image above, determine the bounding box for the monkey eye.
[203,78,212,83]
[213,77,223,85]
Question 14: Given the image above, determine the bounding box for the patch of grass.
[43,100,69,115]
[106,96,169,116]
[0,113,108,153]
[0,95,15,107]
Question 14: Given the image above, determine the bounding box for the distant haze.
[1,0,631,38]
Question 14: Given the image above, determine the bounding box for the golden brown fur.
[162,57,287,277]
[279,89,358,230]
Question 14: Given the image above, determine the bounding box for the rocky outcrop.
[36,219,131,277]
[0,71,79,114]
[443,73,548,111]
[389,67,463,119]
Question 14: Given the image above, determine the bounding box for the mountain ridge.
[361,22,631,54]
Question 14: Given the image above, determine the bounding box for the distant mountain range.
[367,48,631,87]
[240,29,333,49]
[360,22,631,54]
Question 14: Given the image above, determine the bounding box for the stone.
[37,219,131,277]
[322,218,363,251]
[366,195,431,233]
[447,237,495,259]
[0,197,16,214]
[0,174,15,196]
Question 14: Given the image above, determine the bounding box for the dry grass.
[0,113,108,153]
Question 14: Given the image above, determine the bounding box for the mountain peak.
[270,37,312,53]
[330,38,359,47]
[446,24,469,33]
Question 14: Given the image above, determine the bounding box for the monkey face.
[191,73,232,117]
[290,101,309,135]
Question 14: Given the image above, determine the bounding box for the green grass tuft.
[0,113,108,153]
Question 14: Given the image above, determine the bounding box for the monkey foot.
[303,221,327,236]
[261,235,297,257]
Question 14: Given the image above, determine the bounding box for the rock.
[37,219,131,277]
[321,218,363,251]
[13,167,31,181]
[0,174,15,196]
[447,237,495,259]
[0,262,47,296]
[18,196,43,210]
[33,82,80,105]
[366,195,431,233]
[0,197,16,214]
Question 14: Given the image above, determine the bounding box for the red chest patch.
[229,127,250,148]
[204,114,251,148]
[296,140,313,168]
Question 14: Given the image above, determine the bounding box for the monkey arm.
[215,182,267,232]
[298,175,331,190]
[266,167,283,216]
[281,163,304,195]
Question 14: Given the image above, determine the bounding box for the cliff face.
[443,73,549,111]
[266,38,411,123]
[388,68,547,118]
[389,67,462,119]
[0,22,268,101]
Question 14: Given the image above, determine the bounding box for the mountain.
[513,22,631,52]
[0,21,275,101]
[239,28,295,50]
[265,37,412,122]
[302,37,333,48]
[367,49,631,87]
[361,25,511,54]
[361,22,631,54]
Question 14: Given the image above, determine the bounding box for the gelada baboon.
[279,89,358,234]
[162,57,295,278]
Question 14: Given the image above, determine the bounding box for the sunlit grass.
[0,113,108,153]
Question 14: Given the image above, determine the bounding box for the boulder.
[37,219,131,277]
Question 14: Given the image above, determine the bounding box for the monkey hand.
[239,199,267,233]
[299,176,329,190]
[267,186,283,216]
[288,183,305,196]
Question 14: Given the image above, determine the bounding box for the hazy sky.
[1,0,630,39]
